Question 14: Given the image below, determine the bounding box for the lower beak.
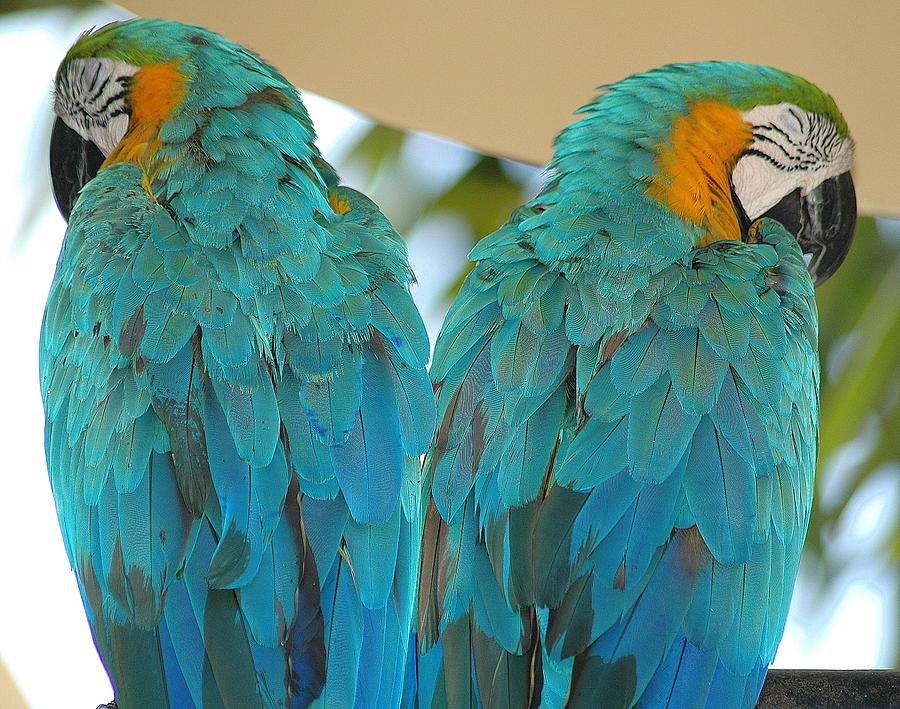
[797,171,857,286]
[50,117,105,222]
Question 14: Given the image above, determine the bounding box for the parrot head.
[50,18,315,221]
[554,62,856,285]
[724,71,856,286]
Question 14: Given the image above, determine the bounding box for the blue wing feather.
[331,350,404,525]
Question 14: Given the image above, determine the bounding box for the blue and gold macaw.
[43,19,434,708]
[417,63,856,708]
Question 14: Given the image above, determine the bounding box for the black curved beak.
[50,117,105,222]
[762,171,857,286]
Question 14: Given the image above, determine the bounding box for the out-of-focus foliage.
[813,219,900,566]
[341,125,533,240]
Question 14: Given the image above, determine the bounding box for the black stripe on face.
[49,117,105,222]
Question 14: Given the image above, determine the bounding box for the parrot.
[42,18,435,708]
[416,62,856,708]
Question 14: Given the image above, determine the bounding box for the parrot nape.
[417,62,856,708]
[42,18,435,708]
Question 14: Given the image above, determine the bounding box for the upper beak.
[50,117,105,222]
[797,172,857,286]
[760,171,856,286]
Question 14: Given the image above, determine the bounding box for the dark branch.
[758,670,900,708]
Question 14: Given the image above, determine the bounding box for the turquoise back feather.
[418,63,825,709]
[42,19,435,708]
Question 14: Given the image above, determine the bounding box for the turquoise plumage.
[418,63,855,708]
[43,19,434,707]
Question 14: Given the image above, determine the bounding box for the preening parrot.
[417,63,856,708]
[42,18,435,708]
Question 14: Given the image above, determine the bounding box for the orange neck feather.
[648,101,753,246]
[104,61,187,177]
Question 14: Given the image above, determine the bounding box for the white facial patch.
[54,57,139,156]
[732,103,854,219]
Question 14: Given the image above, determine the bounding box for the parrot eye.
[50,57,138,220]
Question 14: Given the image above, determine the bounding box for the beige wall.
[0,660,27,709]
[122,0,899,216]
